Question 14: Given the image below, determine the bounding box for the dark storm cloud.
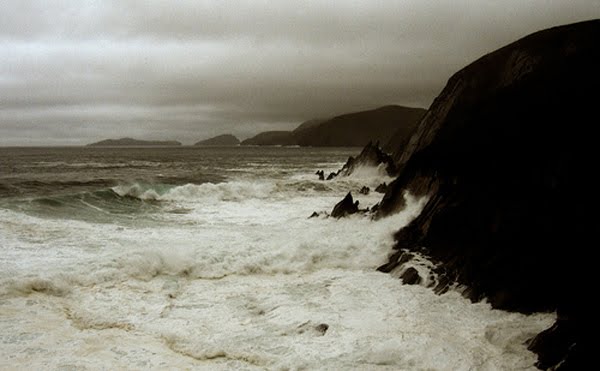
[1,1,599,145]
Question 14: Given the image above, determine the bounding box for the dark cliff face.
[376,20,599,369]
[382,108,427,153]
[380,19,599,223]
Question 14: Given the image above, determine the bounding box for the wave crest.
[117,193,429,280]
[112,181,276,202]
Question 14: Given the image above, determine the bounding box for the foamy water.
[0,147,553,370]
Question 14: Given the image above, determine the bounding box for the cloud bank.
[1,1,598,145]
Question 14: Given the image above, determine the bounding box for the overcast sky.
[1,1,598,145]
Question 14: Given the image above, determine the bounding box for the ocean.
[0,146,553,370]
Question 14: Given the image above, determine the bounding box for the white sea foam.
[0,270,553,370]
[345,163,394,181]
[115,195,427,281]
[0,168,554,370]
[113,181,277,202]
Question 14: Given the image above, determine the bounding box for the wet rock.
[370,203,380,214]
[528,317,578,370]
[325,142,398,181]
[400,267,422,285]
[315,323,329,335]
[376,251,414,273]
[336,142,398,179]
[375,182,388,193]
[308,211,328,219]
[344,141,397,176]
[316,170,325,181]
[359,186,370,195]
[296,321,330,336]
[331,192,359,218]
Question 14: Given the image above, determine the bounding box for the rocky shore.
[329,20,598,370]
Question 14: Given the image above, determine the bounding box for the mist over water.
[0,147,552,370]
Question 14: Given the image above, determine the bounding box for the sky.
[1,1,599,146]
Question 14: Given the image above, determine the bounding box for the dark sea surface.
[0,146,358,224]
[0,146,359,197]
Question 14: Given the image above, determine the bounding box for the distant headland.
[241,105,426,148]
[194,134,240,146]
[86,105,426,148]
[86,138,182,147]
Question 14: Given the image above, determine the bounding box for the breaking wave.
[0,147,554,370]
[112,181,277,202]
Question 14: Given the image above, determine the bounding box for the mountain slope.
[194,134,240,146]
[240,105,425,147]
[295,105,425,147]
[240,131,296,146]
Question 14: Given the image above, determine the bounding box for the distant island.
[194,134,240,146]
[86,138,182,147]
[87,105,425,148]
[240,105,426,148]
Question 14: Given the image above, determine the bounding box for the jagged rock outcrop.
[194,134,240,146]
[374,182,388,193]
[330,192,359,218]
[527,313,579,370]
[308,211,328,219]
[376,250,413,273]
[323,141,397,180]
[377,20,599,369]
[399,267,421,285]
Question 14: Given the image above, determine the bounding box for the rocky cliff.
[377,20,599,369]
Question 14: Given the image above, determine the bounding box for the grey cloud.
[1,1,599,145]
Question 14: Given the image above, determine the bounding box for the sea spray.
[0,147,554,370]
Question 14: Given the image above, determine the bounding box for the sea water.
[0,146,553,370]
